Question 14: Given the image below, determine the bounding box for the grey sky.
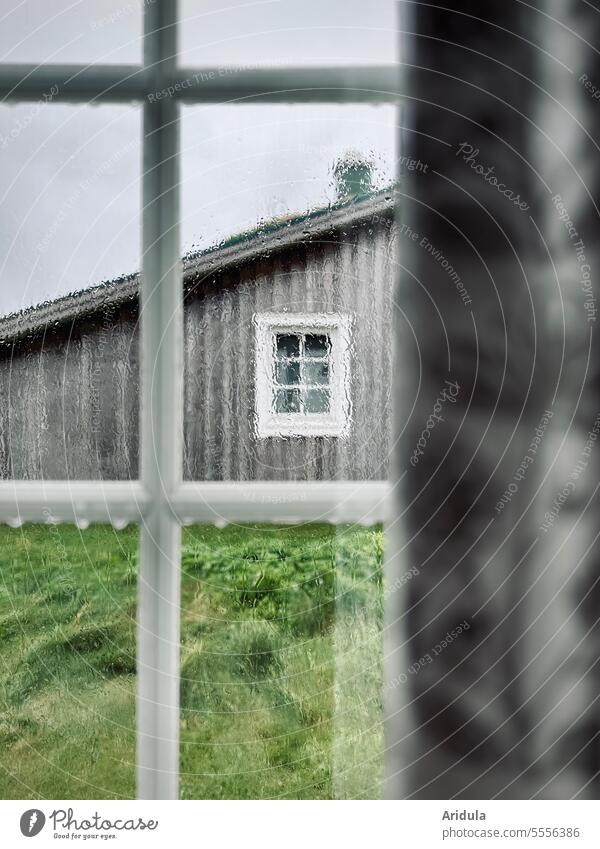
[0,1,398,315]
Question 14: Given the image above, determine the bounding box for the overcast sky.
[0,0,398,315]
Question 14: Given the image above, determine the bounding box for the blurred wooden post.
[384,0,600,798]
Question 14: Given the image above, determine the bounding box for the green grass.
[0,523,383,799]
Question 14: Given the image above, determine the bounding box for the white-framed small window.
[255,312,352,438]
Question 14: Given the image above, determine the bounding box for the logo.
[20,809,46,837]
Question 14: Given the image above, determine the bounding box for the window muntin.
[179,0,397,68]
[255,313,351,438]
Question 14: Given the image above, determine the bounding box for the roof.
[0,189,395,344]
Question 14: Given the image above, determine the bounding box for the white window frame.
[255,312,352,438]
[0,0,399,801]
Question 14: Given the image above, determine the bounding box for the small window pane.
[304,389,330,413]
[303,361,330,386]
[275,389,301,413]
[276,334,300,358]
[275,360,301,386]
[305,334,330,358]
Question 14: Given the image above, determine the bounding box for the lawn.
[0,522,383,799]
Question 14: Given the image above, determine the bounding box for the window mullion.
[136,0,181,802]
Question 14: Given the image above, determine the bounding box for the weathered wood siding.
[0,217,395,481]
[0,304,140,480]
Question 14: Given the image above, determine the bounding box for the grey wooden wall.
[0,217,395,481]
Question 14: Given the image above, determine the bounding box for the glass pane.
[274,388,301,413]
[179,523,383,799]
[0,1,143,63]
[0,523,137,799]
[182,103,396,480]
[304,334,330,358]
[276,334,300,358]
[0,105,141,480]
[332,524,383,798]
[275,360,300,386]
[179,0,396,67]
[303,361,329,386]
[303,388,330,413]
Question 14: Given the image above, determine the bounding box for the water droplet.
[76,518,90,530]
[112,518,128,530]
[214,517,227,529]
[6,517,23,528]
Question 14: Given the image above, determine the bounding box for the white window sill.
[257,414,349,438]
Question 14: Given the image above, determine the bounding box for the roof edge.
[0,191,395,344]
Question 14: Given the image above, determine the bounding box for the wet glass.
[0,105,141,481]
[303,388,330,413]
[0,0,397,805]
[179,0,397,68]
[305,334,330,358]
[303,361,329,386]
[0,0,144,64]
[0,523,137,799]
[181,102,396,481]
[275,360,301,386]
[178,522,383,800]
[274,388,301,413]
[276,334,300,359]
[179,97,393,797]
